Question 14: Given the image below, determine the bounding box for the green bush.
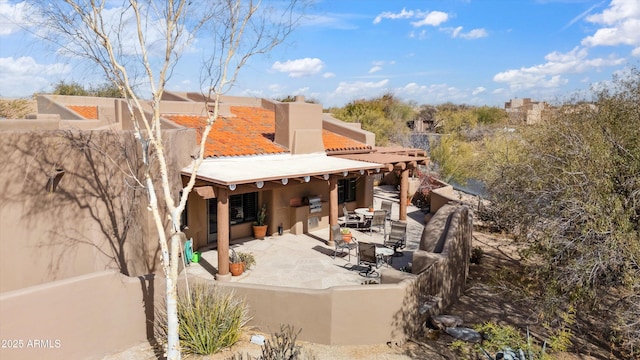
[156,283,251,355]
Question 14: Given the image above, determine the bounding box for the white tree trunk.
[166,232,181,359]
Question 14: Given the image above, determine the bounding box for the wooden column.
[216,187,231,281]
[399,168,409,221]
[328,175,338,247]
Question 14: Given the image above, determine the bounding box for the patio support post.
[328,175,338,247]
[216,187,231,281]
[399,169,409,221]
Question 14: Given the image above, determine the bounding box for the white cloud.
[271,58,325,77]
[268,84,285,92]
[493,46,624,91]
[632,47,640,57]
[0,0,34,36]
[0,56,71,97]
[411,11,449,27]
[472,87,486,95]
[461,28,488,39]
[582,0,640,47]
[369,66,382,74]
[373,8,449,27]
[334,79,389,96]
[322,72,335,78]
[409,29,427,40]
[373,8,416,24]
[395,82,468,103]
[449,26,488,39]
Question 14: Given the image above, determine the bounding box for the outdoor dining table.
[354,208,375,218]
[375,245,395,266]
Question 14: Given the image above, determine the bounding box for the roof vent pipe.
[295,95,305,103]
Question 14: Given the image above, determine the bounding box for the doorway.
[207,198,217,244]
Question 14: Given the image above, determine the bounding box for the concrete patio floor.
[182,186,429,289]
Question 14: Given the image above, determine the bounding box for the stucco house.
[159,92,428,280]
[0,92,435,358]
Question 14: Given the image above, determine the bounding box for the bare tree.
[30,1,303,358]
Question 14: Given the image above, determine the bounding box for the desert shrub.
[0,98,34,119]
[156,283,250,355]
[484,67,640,355]
[227,324,316,360]
[470,246,484,264]
[260,324,303,360]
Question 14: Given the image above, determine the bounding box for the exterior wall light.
[256,181,264,188]
[46,168,65,193]
[323,174,330,180]
[303,176,310,183]
[281,178,288,185]
[229,184,237,191]
[342,171,348,177]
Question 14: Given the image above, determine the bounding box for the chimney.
[274,96,324,155]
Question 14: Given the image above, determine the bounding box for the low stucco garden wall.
[0,270,163,360]
[217,204,473,346]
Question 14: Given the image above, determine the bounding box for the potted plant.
[238,252,256,270]
[340,228,353,243]
[252,203,268,239]
[229,249,244,276]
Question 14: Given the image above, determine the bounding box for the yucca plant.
[156,283,251,355]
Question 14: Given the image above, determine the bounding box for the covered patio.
[182,189,427,288]
[183,152,427,282]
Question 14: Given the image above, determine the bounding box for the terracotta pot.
[342,233,352,243]
[230,262,244,276]
[368,207,374,212]
[253,225,268,239]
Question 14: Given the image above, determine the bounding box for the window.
[338,178,356,204]
[230,192,258,225]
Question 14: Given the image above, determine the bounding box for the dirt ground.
[104,227,616,360]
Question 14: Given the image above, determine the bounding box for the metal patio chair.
[357,242,381,277]
[380,200,393,221]
[369,210,387,236]
[331,224,358,262]
[384,221,407,256]
[340,205,362,228]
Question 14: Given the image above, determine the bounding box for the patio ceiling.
[182,152,385,187]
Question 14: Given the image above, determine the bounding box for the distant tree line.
[52,80,124,98]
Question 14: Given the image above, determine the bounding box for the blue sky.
[1,0,639,108]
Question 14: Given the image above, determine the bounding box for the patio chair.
[380,200,393,221]
[384,221,407,256]
[358,242,381,277]
[331,224,358,262]
[369,210,387,236]
[340,205,361,228]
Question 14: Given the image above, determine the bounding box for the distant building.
[504,98,548,125]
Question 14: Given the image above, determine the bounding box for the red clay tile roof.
[322,130,371,153]
[165,106,370,157]
[68,105,98,119]
[165,106,287,157]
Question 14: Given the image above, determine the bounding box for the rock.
[429,315,463,330]
[444,327,482,343]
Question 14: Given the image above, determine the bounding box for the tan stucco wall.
[0,128,195,292]
[430,184,458,214]
[0,270,164,360]
[216,280,410,346]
